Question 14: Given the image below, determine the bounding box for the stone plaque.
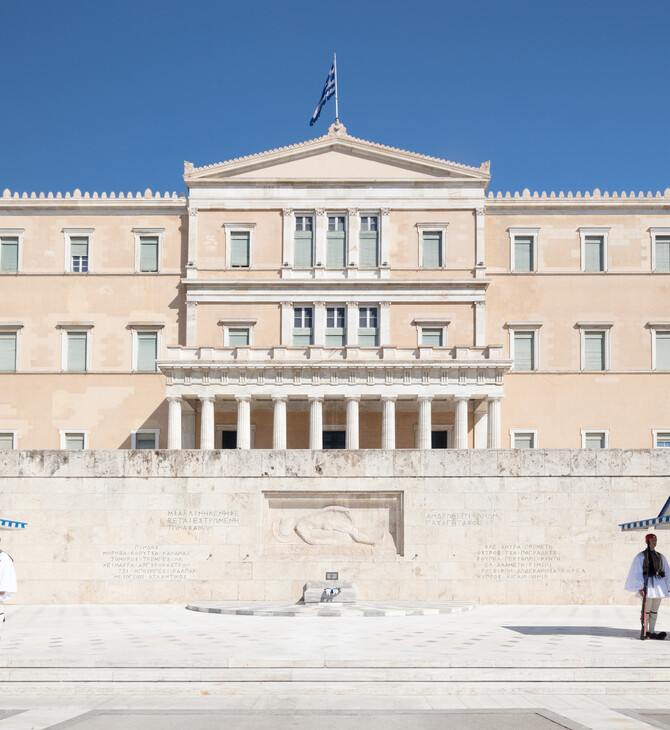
[263,491,403,556]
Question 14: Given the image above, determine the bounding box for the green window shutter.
[230,232,250,267]
[513,332,534,370]
[514,236,533,272]
[325,331,345,346]
[0,433,14,449]
[421,328,443,346]
[513,433,534,449]
[294,231,313,268]
[656,236,670,272]
[65,433,85,450]
[228,329,250,346]
[358,330,378,346]
[139,236,159,272]
[0,333,16,371]
[584,237,603,271]
[137,333,158,371]
[422,232,442,268]
[135,432,156,449]
[67,333,87,371]
[656,332,670,370]
[585,433,605,449]
[359,231,378,268]
[326,232,346,268]
[70,238,89,256]
[292,330,312,346]
[1,238,19,273]
[584,332,605,370]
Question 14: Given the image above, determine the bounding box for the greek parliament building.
[1,123,669,453]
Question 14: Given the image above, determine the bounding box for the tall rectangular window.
[327,215,346,268]
[293,306,313,346]
[0,432,15,449]
[584,331,605,371]
[70,236,89,273]
[139,235,159,272]
[358,306,378,346]
[359,215,379,268]
[325,306,346,346]
[422,231,443,268]
[228,328,250,346]
[66,332,88,372]
[584,235,605,272]
[294,215,313,268]
[136,332,158,372]
[230,231,250,267]
[0,332,17,372]
[513,235,534,272]
[513,331,535,371]
[0,237,19,273]
[656,331,670,370]
[655,235,670,272]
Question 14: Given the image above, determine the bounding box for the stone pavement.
[0,604,670,729]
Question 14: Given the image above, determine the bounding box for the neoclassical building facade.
[1,124,669,451]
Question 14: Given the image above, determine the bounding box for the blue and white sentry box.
[620,496,670,532]
[0,519,27,530]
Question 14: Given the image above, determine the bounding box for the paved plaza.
[1,603,670,728]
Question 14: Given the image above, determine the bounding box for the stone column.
[417,396,433,450]
[473,404,488,450]
[167,396,182,449]
[236,396,251,450]
[314,301,326,346]
[347,208,360,266]
[454,396,469,449]
[380,208,390,266]
[474,301,486,347]
[280,301,293,346]
[272,396,287,450]
[199,395,215,450]
[379,301,391,346]
[186,302,197,347]
[381,396,396,450]
[487,396,502,449]
[282,208,294,267]
[475,206,486,266]
[314,209,326,267]
[345,396,360,449]
[187,206,198,269]
[346,302,358,345]
[309,396,323,450]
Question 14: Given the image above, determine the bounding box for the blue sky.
[1,0,668,195]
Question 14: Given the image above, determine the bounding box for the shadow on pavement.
[503,626,638,638]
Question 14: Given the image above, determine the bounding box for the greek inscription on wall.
[165,509,240,531]
[425,511,496,527]
[102,545,196,580]
[477,543,586,581]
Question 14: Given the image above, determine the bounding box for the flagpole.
[333,53,339,123]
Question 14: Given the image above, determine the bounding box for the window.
[219,318,256,347]
[509,228,538,272]
[582,430,608,449]
[511,430,538,449]
[326,306,346,346]
[327,215,346,268]
[359,215,379,268]
[513,331,535,371]
[294,215,314,268]
[223,224,255,269]
[132,430,159,449]
[421,328,443,346]
[323,430,345,449]
[651,229,670,272]
[0,432,16,449]
[653,431,670,448]
[578,323,612,372]
[655,331,670,371]
[228,328,250,346]
[133,229,163,273]
[61,431,88,450]
[136,332,158,372]
[358,306,378,346]
[579,228,609,272]
[417,224,448,268]
[64,229,93,273]
[0,231,22,273]
[293,307,313,346]
[65,331,88,372]
[0,331,17,372]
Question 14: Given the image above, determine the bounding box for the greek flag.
[310,62,336,126]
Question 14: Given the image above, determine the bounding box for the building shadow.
[504,625,637,639]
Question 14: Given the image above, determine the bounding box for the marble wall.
[0,449,667,604]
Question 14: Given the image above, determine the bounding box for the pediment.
[185,124,490,185]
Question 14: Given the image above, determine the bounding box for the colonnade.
[167,394,503,450]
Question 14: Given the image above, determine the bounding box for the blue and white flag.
[310,62,336,126]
